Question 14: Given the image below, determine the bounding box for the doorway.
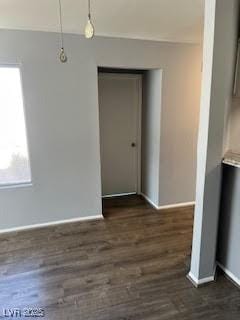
[98,72,142,197]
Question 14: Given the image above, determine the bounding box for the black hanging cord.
[88,0,91,19]
[58,0,64,49]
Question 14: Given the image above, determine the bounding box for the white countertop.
[222,151,240,168]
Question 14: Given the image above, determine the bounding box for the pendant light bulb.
[85,0,94,39]
[59,47,67,63]
[85,16,94,39]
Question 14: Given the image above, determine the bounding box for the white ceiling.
[0,0,204,43]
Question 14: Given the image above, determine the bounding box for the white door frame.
[98,72,142,197]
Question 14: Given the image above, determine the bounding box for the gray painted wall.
[142,59,201,208]
[189,0,239,282]
[159,48,201,206]
[0,29,201,230]
[141,70,162,206]
[218,164,240,281]
[227,98,240,152]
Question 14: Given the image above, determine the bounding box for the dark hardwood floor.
[0,195,239,319]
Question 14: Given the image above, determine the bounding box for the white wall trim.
[0,215,103,235]
[187,272,215,287]
[217,262,240,287]
[136,75,143,195]
[141,193,195,210]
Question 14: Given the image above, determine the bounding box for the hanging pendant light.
[58,0,67,62]
[85,0,94,39]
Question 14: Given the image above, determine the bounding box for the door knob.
[131,142,136,147]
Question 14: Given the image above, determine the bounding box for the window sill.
[0,182,33,190]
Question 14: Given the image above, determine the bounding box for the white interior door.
[98,73,141,197]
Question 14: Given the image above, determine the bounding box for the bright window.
[0,67,31,187]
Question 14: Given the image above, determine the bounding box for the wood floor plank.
[0,195,239,319]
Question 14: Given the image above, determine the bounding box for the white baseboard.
[140,193,160,209]
[140,193,195,210]
[0,215,103,235]
[217,262,240,287]
[158,202,195,210]
[102,192,136,199]
[187,272,215,287]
